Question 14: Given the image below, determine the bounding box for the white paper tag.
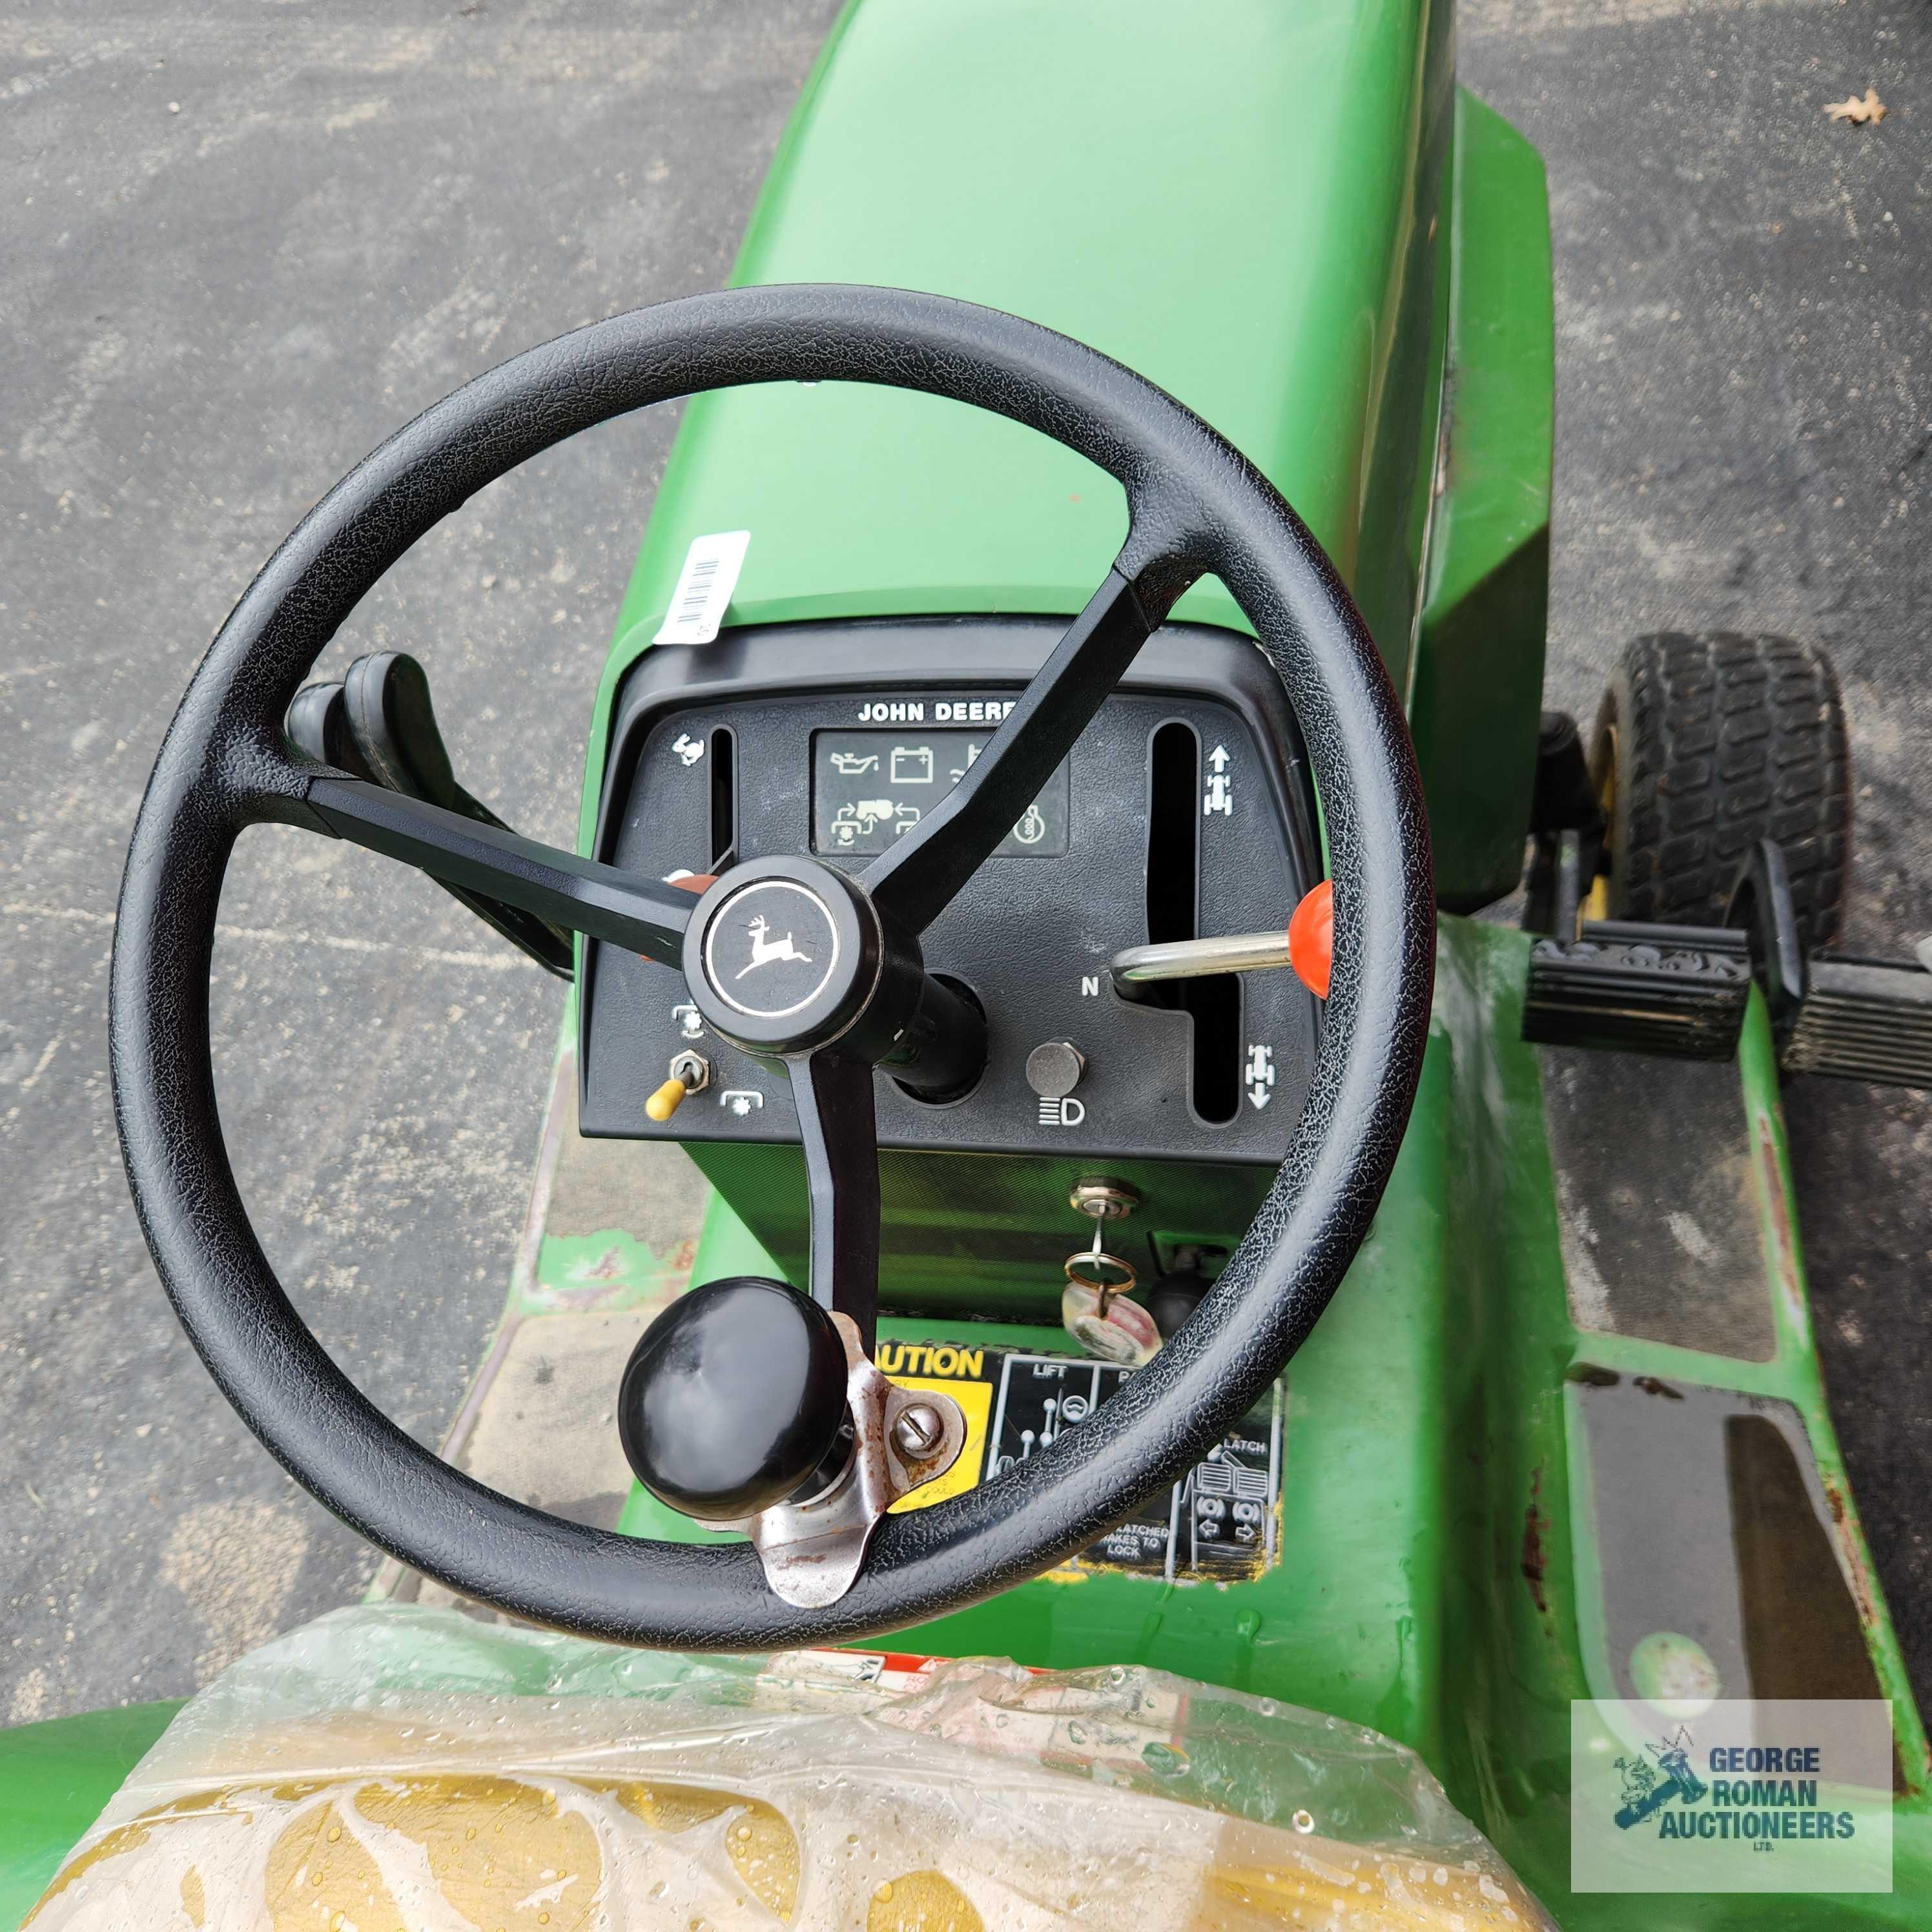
[652,529,750,644]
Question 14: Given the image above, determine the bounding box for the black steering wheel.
[110,285,1435,1648]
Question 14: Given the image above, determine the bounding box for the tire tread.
[1597,631,1850,953]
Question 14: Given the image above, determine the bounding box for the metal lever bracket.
[695,1313,966,1608]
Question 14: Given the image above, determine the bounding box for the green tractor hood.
[598,0,1554,911]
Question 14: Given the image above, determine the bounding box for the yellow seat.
[31,1720,1545,1931]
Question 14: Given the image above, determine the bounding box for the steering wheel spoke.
[788,1049,881,1353]
[304,774,693,967]
[861,562,1175,934]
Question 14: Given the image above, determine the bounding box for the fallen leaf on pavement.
[1825,88,1887,125]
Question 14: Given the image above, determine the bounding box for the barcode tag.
[653,529,750,645]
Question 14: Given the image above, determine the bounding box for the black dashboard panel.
[579,617,1323,1315]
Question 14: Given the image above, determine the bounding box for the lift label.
[882,1342,1282,1581]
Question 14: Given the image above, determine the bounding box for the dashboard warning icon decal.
[1246,1043,1277,1110]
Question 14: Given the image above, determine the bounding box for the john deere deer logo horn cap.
[703,879,840,1020]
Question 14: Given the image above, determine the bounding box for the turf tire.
[1592,631,1849,955]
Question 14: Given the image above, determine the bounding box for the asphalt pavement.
[4,0,1929,1725]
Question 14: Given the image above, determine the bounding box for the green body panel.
[608,0,1450,657]
[1413,92,1556,909]
[577,1,1555,902]
[621,919,1932,1924]
[0,1701,181,1930]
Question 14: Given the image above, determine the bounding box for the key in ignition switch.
[1061,1177,1158,1366]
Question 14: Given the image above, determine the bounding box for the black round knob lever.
[617,1277,852,1521]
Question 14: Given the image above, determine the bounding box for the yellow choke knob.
[645,1049,709,1124]
[645,1078,688,1124]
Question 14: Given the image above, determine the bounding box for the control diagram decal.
[868,1340,1282,1579]
[985,1351,1282,1581]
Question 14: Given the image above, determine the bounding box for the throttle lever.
[287,653,575,978]
[286,679,378,781]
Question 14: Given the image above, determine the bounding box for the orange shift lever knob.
[1288,879,1333,1000]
